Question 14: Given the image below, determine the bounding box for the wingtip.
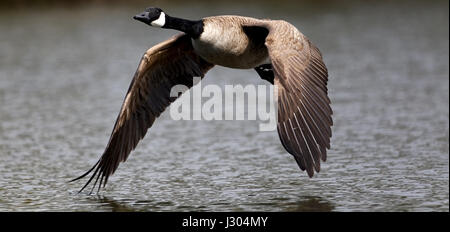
[306,168,314,178]
[69,159,102,193]
[68,174,86,183]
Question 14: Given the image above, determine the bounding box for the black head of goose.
[133,7,204,39]
[71,7,333,193]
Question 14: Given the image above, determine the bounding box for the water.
[0,0,448,211]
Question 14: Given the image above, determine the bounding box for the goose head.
[133,7,166,27]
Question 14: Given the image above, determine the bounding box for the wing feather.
[264,21,333,177]
[71,34,214,193]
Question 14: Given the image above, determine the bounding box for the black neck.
[163,15,203,39]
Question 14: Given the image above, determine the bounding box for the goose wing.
[261,21,333,177]
[71,33,214,193]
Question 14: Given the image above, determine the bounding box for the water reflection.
[92,196,183,212]
[96,197,141,212]
[92,195,335,212]
[283,196,334,212]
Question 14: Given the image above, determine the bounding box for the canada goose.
[71,7,333,193]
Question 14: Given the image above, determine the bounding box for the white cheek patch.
[151,12,165,27]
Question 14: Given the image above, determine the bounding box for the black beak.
[133,11,150,23]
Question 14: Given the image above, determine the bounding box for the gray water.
[0,0,448,211]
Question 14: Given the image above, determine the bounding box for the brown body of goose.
[71,8,333,193]
[193,16,270,68]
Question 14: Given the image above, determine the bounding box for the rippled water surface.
[0,0,448,211]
